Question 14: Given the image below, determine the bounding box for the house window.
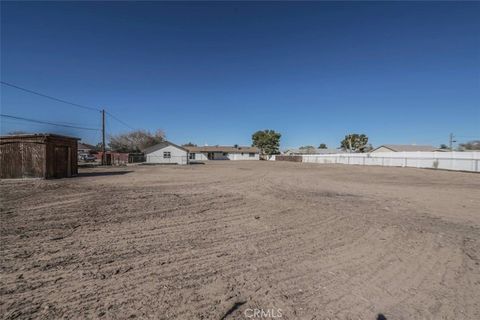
[189,153,196,160]
[163,152,171,159]
[249,153,255,157]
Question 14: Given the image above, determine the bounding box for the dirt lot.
[1,161,479,320]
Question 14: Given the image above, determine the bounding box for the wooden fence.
[275,155,302,162]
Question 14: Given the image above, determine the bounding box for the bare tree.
[299,145,316,154]
[182,142,197,147]
[109,129,165,152]
[7,131,29,135]
[459,140,480,150]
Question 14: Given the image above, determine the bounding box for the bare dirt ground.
[1,161,479,320]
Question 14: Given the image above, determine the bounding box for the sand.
[1,161,479,319]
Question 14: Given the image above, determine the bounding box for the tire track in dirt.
[1,162,479,319]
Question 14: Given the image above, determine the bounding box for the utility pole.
[102,109,106,165]
[449,133,456,151]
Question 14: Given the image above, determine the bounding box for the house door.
[207,152,214,160]
[54,146,69,178]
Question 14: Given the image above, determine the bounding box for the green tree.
[318,143,327,149]
[340,134,369,153]
[109,129,165,152]
[299,145,315,150]
[252,130,281,155]
[439,144,448,149]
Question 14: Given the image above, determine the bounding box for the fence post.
[452,151,455,171]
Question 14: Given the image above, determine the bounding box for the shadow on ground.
[78,171,132,177]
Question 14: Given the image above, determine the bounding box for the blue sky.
[1,1,479,148]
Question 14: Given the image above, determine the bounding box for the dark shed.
[0,134,79,179]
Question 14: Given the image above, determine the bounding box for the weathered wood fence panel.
[275,155,302,162]
[1,134,79,179]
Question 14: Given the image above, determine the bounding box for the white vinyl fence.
[274,152,480,172]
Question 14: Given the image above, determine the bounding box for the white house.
[185,145,260,161]
[143,141,189,165]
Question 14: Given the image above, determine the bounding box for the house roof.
[373,144,438,152]
[78,142,95,150]
[0,133,80,141]
[143,141,188,154]
[284,148,344,155]
[185,146,260,154]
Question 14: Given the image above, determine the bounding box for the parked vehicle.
[83,154,97,162]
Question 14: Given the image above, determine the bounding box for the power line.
[2,116,98,127]
[106,111,136,130]
[0,114,101,131]
[1,81,137,133]
[1,81,101,112]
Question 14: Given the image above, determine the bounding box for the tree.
[439,144,448,149]
[318,143,327,149]
[340,134,369,153]
[7,131,29,135]
[252,130,281,155]
[109,129,165,152]
[95,142,104,151]
[182,142,197,147]
[459,140,480,150]
[299,145,316,154]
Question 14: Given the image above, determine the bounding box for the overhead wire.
[0,114,101,131]
[1,81,101,112]
[106,111,136,130]
[1,81,137,131]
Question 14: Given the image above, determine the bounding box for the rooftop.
[0,133,80,141]
[185,146,260,154]
[142,141,188,154]
[284,148,344,155]
[374,144,439,152]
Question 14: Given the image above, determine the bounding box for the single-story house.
[283,148,344,155]
[143,141,189,165]
[184,145,260,161]
[371,144,440,153]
